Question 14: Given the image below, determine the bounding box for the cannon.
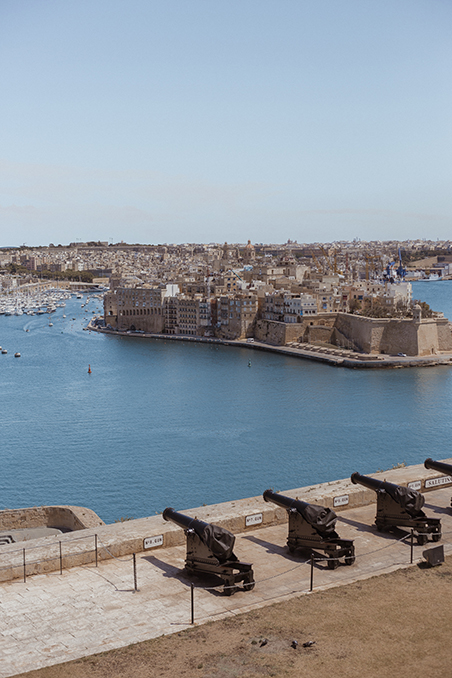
[350,472,441,545]
[425,458,452,507]
[162,508,254,595]
[262,490,355,569]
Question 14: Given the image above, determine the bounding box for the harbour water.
[0,281,451,524]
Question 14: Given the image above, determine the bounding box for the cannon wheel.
[327,557,339,570]
[345,549,355,566]
[432,533,441,543]
[243,576,255,592]
[417,534,428,546]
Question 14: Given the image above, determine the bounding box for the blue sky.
[0,0,451,246]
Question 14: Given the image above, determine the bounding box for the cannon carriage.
[350,472,441,545]
[162,507,254,595]
[263,489,355,569]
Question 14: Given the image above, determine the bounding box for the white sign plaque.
[425,475,452,489]
[143,535,164,549]
[333,494,349,508]
[407,480,422,491]
[245,513,263,527]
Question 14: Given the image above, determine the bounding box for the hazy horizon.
[1,1,451,246]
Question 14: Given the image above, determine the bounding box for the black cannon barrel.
[350,472,393,492]
[424,458,452,476]
[163,507,236,561]
[263,489,337,534]
[163,507,209,535]
[263,489,310,512]
[350,472,410,495]
[351,472,424,515]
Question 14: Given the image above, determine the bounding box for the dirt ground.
[18,556,452,678]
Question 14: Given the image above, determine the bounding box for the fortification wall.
[437,318,452,351]
[415,321,439,356]
[379,320,418,356]
[305,325,334,344]
[333,314,376,353]
[254,320,301,345]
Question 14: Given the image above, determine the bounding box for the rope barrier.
[180,531,452,595]
[0,531,96,556]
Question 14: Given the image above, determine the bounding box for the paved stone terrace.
[1,486,451,678]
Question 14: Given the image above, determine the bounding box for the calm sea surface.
[0,281,451,524]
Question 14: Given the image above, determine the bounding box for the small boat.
[1,349,7,354]
[49,322,53,327]
[14,352,20,358]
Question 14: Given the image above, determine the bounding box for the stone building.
[242,240,256,264]
[104,286,166,332]
[263,293,317,322]
[217,293,259,339]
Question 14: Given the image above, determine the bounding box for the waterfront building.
[263,292,317,323]
[105,286,167,333]
[216,293,259,339]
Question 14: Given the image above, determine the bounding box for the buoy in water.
[248,360,251,368]
[88,364,92,374]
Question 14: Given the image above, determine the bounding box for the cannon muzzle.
[351,472,424,515]
[424,458,452,476]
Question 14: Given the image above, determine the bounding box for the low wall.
[0,460,451,582]
[0,506,105,532]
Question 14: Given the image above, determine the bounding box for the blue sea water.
[0,281,451,524]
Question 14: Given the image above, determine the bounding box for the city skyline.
[1,0,451,246]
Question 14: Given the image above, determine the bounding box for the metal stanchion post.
[133,553,138,591]
[23,548,26,583]
[191,583,195,624]
[410,529,414,564]
[95,534,98,567]
[310,553,314,592]
[59,541,63,575]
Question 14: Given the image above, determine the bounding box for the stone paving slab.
[1,487,451,678]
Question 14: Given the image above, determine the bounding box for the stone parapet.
[0,505,105,532]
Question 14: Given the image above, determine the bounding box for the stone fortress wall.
[255,312,452,356]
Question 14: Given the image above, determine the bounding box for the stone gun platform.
[1,467,452,677]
